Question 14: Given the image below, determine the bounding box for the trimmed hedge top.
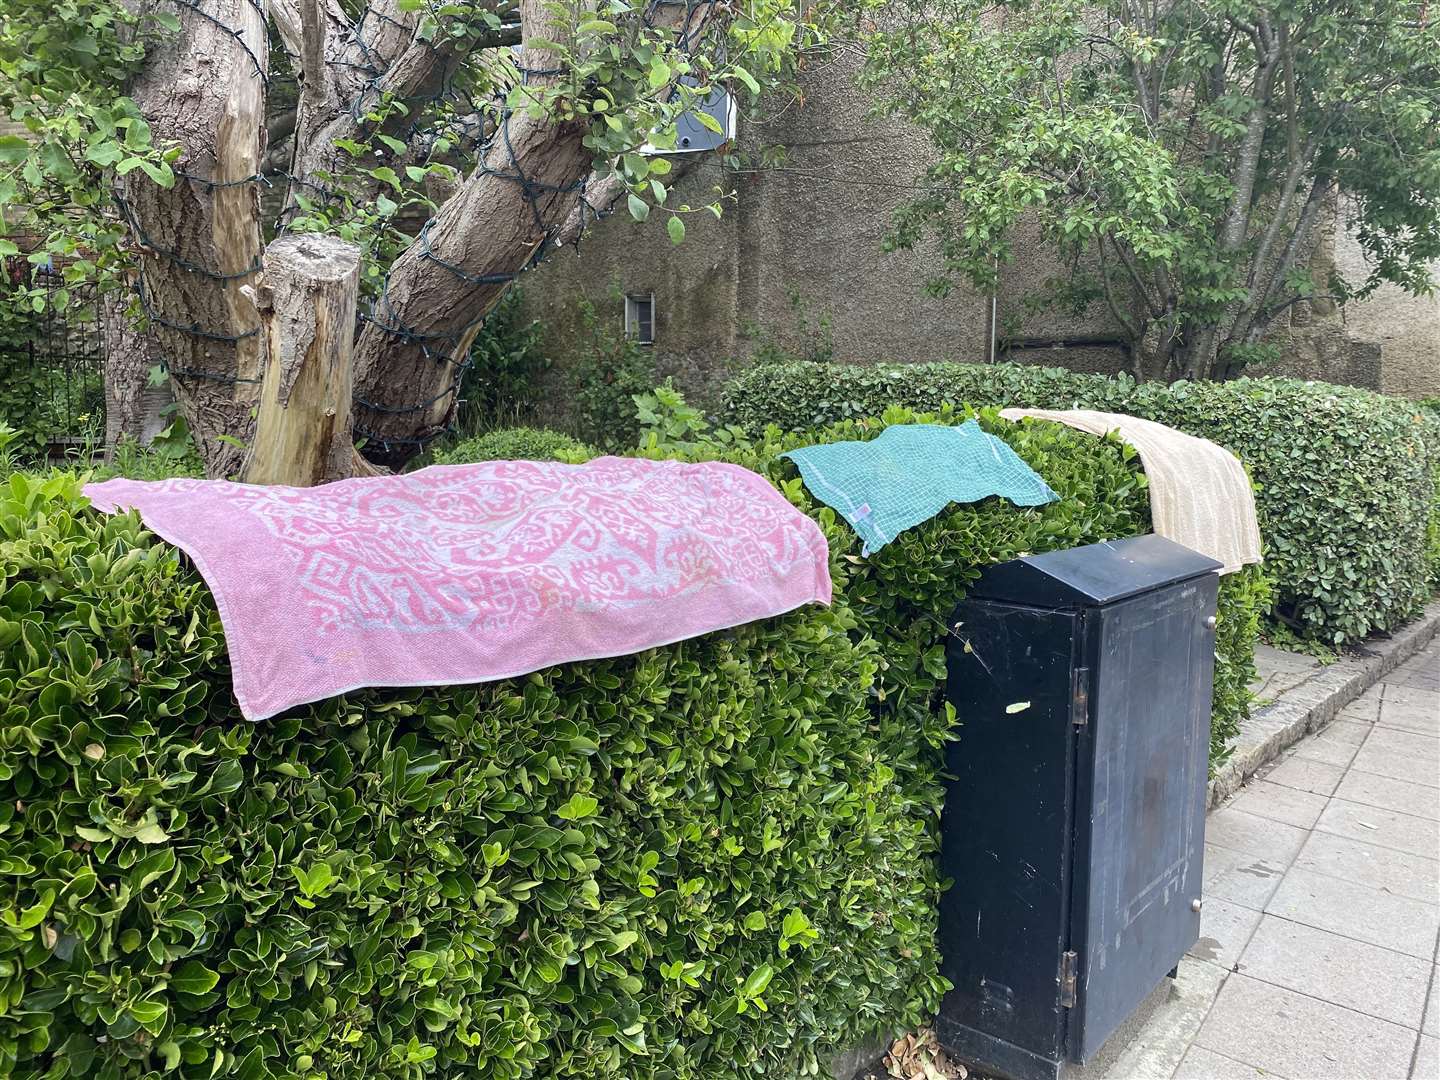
[725,362,1440,644]
[431,428,593,466]
[1,411,1261,1079]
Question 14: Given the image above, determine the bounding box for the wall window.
[625,293,655,346]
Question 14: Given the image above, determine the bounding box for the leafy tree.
[859,0,1440,381]
[1,0,814,474]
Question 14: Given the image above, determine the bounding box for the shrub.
[622,399,1262,775]
[724,362,1439,643]
[1209,566,1270,768]
[1,472,931,1079]
[1420,401,1440,592]
[562,296,658,452]
[3,409,1260,1078]
[453,289,551,438]
[430,427,593,466]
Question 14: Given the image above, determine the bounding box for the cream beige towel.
[999,408,1262,575]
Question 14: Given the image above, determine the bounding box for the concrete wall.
[1331,206,1440,399]
[516,51,1438,403]
[1249,199,1439,398]
[517,47,1002,406]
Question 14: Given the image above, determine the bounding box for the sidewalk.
[1087,638,1440,1080]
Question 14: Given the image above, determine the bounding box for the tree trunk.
[349,107,594,462]
[119,0,268,477]
[1180,27,1281,380]
[102,291,173,449]
[276,0,427,216]
[244,234,369,485]
[346,0,669,463]
[104,0,717,471]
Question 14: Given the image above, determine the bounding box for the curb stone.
[1207,598,1440,808]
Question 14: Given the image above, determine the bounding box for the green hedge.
[725,363,1439,644]
[3,473,922,1080]
[431,427,593,466]
[1420,401,1440,592]
[1,409,1261,1078]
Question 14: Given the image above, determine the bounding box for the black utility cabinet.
[936,534,1222,1080]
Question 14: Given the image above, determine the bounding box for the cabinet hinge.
[1071,667,1090,729]
[1059,950,1078,1008]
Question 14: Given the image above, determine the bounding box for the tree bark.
[348,108,594,461]
[1180,21,1281,378]
[349,0,715,463]
[102,290,173,449]
[119,0,269,476]
[244,234,366,485]
[276,0,427,212]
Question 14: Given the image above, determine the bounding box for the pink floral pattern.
[85,458,831,719]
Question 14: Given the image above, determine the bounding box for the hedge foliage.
[3,472,919,1080]
[431,427,593,467]
[621,401,1262,772]
[1420,401,1440,592]
[1,408,1262,1079]
[725,363,1440,644]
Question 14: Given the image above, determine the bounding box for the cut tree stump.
[243,234,372,486]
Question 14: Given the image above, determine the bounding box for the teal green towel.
[782,421,1058,555]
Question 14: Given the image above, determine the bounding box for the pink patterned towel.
[84,458,832,720]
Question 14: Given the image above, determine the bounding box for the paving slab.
[1366,724,1440,760]
[1289,724,1363,768]
[1310,716,1375,746]
[1350,743,1440,788]
[1265,867,1440,959]
[1413,1034,1438,1080]
[1379,698,1440,737]
[1398,677,1440,694]
[1202,844,1289,911]
[1292,830,1440,905]
[1225,779,1328,829]
[1262,753,1346,796]
[1334,769,1440,822]
[1171,1046,1278,1079]
[1189,896,1264,969]
[1236,914,1432,1028]
[1388,664,1433,683]
[1315,797,1440,859]
[1384,682,1440,708]
[1376,685,1434,702]
[1193,973,1417,1080]
[1204,806,1311,864]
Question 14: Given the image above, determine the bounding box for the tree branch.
[1244,171,1332,341]
[1095,234,1144,362]
[1184,21,1283,375]
[349,0,726,460]
[298,0,328,122]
